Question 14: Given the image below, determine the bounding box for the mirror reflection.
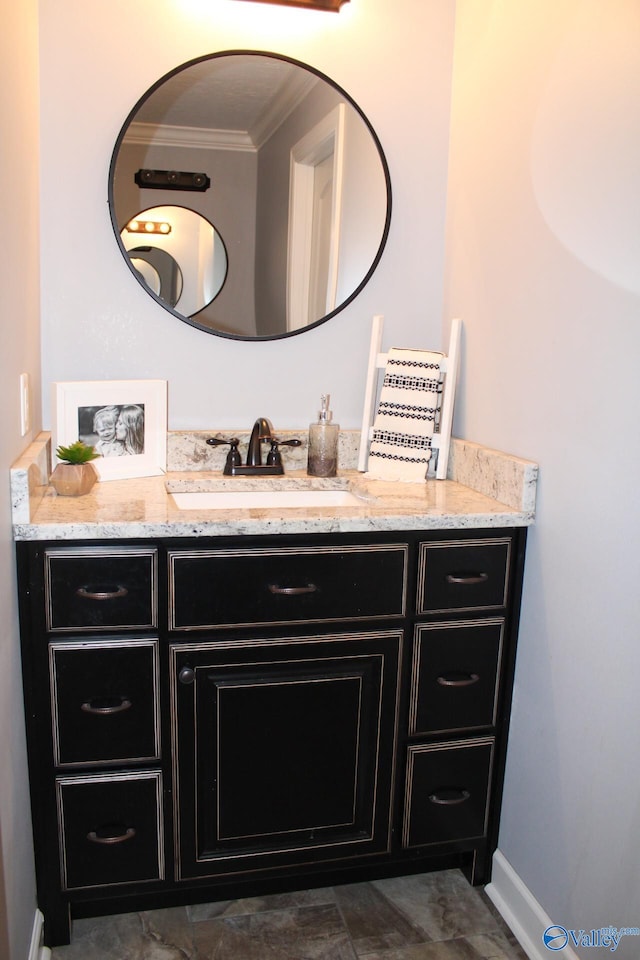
[109,52,391,340]
[121,205,227,314]
[128,246,183,307]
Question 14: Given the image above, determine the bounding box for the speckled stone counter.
[11,432,538,541]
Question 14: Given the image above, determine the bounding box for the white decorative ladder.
[357,315,462,480]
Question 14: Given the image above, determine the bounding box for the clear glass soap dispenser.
[307,394,339,477]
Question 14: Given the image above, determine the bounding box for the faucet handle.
[266,437,302,467]
[206,437,242,474]
[206,436,240,450]
[271,438,302,448]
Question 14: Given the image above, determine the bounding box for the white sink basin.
[171,489,364,510]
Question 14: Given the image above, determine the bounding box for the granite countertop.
[11,432,538,541]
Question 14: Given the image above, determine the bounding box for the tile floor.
[50,869,529,959]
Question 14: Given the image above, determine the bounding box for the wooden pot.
[50,462,97,497]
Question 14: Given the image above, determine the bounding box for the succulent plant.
[55,441,100,464]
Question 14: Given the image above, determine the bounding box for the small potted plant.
[50,441,99,497]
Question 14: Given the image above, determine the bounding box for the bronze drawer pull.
[445,572,489,585]
[436,672,480,687]
[428,788,471,805]
[80,697,132,716]
[87,826,136,845]
[268,583,318,596]
[75,584,129,601]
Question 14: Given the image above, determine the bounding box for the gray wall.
[0,0,41,957]
[445,1,640,955]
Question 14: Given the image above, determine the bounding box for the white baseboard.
[27,909,51,960]
[485,850,580,960]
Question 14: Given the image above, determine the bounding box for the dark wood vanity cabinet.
[16,527,526,946]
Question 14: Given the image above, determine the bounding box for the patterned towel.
[367,347,443,482]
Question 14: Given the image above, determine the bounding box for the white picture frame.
[52,379,167,481]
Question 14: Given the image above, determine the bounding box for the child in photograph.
[93,406,125,457]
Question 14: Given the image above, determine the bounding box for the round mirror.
[121,205,227,313]
[109,51,391,340]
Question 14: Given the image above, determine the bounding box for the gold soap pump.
[307,394,339,477]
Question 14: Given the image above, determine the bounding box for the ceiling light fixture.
[232,0,349,11]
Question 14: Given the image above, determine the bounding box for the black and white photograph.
[53,380,167,480]
[78,403,146,457]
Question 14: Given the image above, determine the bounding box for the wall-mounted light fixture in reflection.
[134,169,211,192]
[231,0,349,11]
[126,219,172,235]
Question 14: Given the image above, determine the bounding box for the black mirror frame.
[108,50,392,341]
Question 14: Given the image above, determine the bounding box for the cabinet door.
[171,631,401,880]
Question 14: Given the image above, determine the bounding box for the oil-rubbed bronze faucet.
[207,419,301,476]
[246,417,273,466]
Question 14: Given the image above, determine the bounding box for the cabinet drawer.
[45,547,157,632]
[56,770,164,890]
[409,621,503,735]
[50,640,160,767]
[402,739,493,848]
[168,544,408,630]
[417,539,511,613]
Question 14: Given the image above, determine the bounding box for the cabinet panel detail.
[168,544,407,630]
[417,539,510,613]
[409,621,504,735]
[50,639,160,767]
[217,674,362,840]
[402,739,494,848]
[45,547,158,632]
[56,770,164,890]
[171,631,402,879]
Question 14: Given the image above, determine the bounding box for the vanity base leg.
[43,901,72,949]
[462,847,492,887]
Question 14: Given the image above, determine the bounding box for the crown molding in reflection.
[126,68,317,153]
[127,121,255,152]
[232,0,349,10]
